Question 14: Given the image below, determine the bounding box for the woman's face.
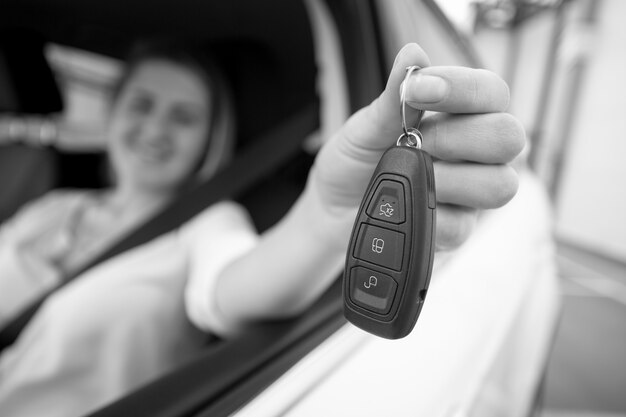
[107,59,211,194]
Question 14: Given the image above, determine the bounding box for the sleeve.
[183,201,259,337]
[0,191,76,327]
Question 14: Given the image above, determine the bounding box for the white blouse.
[0,190,258,417]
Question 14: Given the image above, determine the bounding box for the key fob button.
[366,180,405,224]
[353,224,404,271]
[349,267,397,315]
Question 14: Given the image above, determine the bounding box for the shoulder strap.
[0,105,318,352]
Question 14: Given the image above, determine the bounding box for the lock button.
[349,267,398,315]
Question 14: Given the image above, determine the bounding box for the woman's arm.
[201,44,525,329]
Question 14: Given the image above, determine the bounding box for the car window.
[375,0,482,69]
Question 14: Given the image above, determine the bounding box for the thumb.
[340,43,431,152]
[310,44,432,210]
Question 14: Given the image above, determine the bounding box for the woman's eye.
[125,96,152,115]
[170,108,201,127]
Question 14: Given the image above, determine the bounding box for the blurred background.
[436,0,626,416]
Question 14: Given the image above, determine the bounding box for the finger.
[338,43,431,153]
[435,204,478,251]
[402,66,510,114]
[420,112,526,164]
[434,162,519,209]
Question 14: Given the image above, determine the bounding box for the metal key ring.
[397,128,423,149]
[400,65,425,143]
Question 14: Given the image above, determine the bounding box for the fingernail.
[393,43,415,69]
[406,74,448,104]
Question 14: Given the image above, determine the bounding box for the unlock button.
[349,267,398,315]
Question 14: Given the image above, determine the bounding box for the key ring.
[397,127,423,148]
[398,65,425,149]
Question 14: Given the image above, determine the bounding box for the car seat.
[0,29,63,222]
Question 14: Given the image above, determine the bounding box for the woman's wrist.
[297,181,357,255]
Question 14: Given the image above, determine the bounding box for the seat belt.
[0,104,318,352]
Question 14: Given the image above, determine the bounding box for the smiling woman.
[0,40,251,417]
[109,61,212,191]
[108,42,235,188]
[60,42,237,272]
[106,49,224,207]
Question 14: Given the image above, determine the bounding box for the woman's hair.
[112,39,236,182]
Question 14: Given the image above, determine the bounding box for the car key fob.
[343,140,436,339]
[343,65,436,339]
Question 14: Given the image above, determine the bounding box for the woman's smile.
[127,132,174,164]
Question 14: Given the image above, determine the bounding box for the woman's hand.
[209,43,526,325]
[310,43,525,251]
